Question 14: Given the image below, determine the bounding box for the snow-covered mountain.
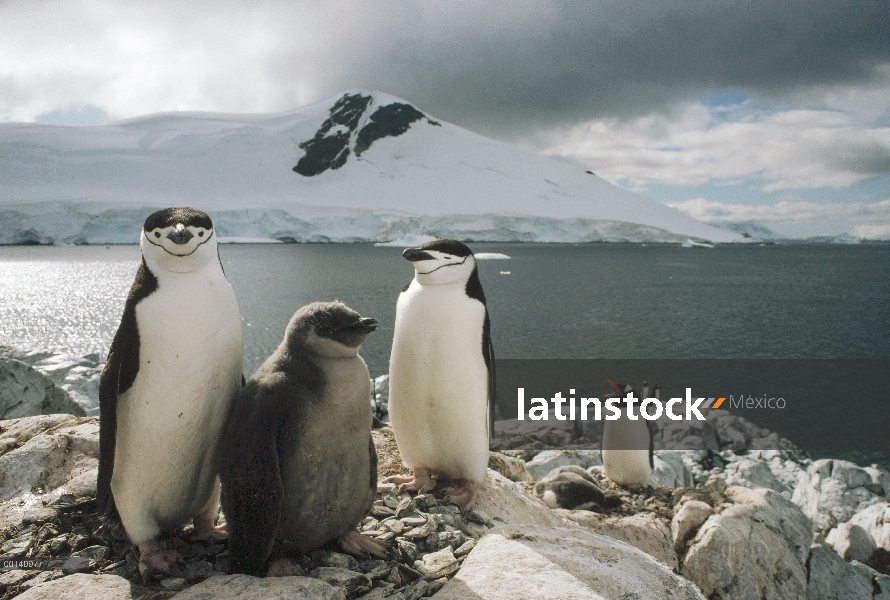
[0,90,743,244]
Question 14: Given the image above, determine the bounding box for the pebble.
[160,577,187,591]
[414,494,438,511]
[454,539,476,557]
[311,567,373,597]
[414,547,460,580]
[185,559,214,583]
[359,559,391,580]
[372,503,396,518]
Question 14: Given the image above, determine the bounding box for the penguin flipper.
[97,340,123,514]
[98,260,157,513]
[485,325,495,440]
[221,412,284,576]
[646,419,656,470]
[369,436,378,491]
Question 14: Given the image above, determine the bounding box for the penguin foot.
[340,531,388,559]
[391,467,436,493]
[191,517,227,541]
[267,558,305,577]
[138,539,185,580]
[443,480,478,510]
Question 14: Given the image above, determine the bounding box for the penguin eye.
[154,232,161,238]
[198,231,204,237]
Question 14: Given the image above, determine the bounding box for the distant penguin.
[97,207,243,578]
[601,380,655,487]
[534,465,622,511]
[219,302,383,576]
[388,238,494,509]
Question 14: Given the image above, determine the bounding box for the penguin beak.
[403,248,435,262]
[606,379,625,398]
[167,224,194,245]
[344,318,379,334]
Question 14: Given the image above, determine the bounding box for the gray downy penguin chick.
[97,207,243,579]
[534,465,622,511]
[219,301,382,577]
[601,380,655,487]
[388,238,494,510]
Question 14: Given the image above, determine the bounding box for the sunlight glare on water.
[0,248,139,356]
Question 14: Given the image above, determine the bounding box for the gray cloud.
[275,0,890,135]
[2,1,889,136]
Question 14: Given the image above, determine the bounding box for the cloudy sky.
[3,0,889,238]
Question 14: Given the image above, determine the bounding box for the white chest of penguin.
[394,280,486,366]
[113,267,242,504]
[134,268,242,397]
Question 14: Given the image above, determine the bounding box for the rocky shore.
[2,351,889,599]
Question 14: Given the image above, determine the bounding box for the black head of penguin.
[141,207,218,272]
[284,301,378,357]
[403,238,480,288]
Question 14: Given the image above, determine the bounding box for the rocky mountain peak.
[293,92,439,177]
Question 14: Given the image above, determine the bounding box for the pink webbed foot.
[267,557,305,577]
[138,539,185,580]
[191,516,227,542]
[339,530,388,559]
[390,467,436,493]
[443,480,478,510]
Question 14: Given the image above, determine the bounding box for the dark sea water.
[1,242,888,378]
[2,242,888,464]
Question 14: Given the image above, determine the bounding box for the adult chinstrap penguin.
[600,380,655,488]
[97,207,243,578]
[388,238,494,509]
[219,301,383,577]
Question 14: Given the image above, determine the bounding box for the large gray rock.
[473,469,563,528]
[849,502,890,553]
[793,459,883,533]
[825,521,878,563]
[806,543,890,600]
[0,416,98,502]
[524,449,602,481]
[431,524,705,600]
[0,413,79,454]
[657,415,719,451]
[0,415,99,534]
[0,357,85,419]
[653,450,694,488]
[557,509,678,569]
[672,500,714,554]
[487,452,532,482]
[492,418,576,450]
[865,466,890,497]
[171,574,346,599]
[723,458,789,495]
[681,486,813,600]
[18,350,104,416]
[14,574,135,600]
[745,449,809,492]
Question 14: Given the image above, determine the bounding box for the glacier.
[0,90,746,245]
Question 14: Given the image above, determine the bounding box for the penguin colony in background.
[388,239,494,509]
[98,208,242,578]
[99,209,651,577]
[601,380,656,487]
